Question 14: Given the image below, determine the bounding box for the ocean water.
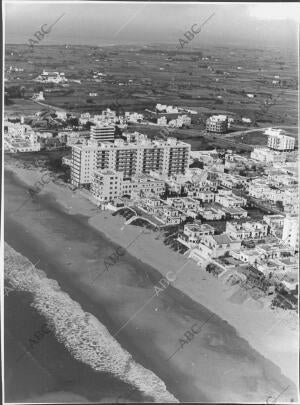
[5,243,178,403]
[5,291,138,403]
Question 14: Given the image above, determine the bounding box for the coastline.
[4,242,178,403]
[4,156,299,395]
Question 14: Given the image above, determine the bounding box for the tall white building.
[71,141,98,185]
[91,169,124,202]
[90,123,115,143]
[282,215,299,250]
[267,130,295,151]
[71,134,190,186]
[206,115,228,133]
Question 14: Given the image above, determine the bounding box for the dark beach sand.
[4,169,297,403]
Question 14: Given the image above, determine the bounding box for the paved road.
[222,126,298,139]
[32,99,66,112]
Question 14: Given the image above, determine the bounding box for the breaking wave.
[4,242,178,403]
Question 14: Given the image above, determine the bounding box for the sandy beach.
[4,155,299,402]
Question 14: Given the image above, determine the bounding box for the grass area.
[232,128,298,147]
[5,44,298,126]
[233,131,268,146]
[5,99,46,116]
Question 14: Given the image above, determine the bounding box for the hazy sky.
[4,1,299,49]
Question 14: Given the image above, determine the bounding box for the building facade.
[282,215,299,250]
[71,135,191,186]
[90,123,115,143]
[265,128,295,151]
[250,148,287,164]
[91,169,124,202]
[206,115,228,133]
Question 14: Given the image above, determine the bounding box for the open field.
[4,98,47,117]
[5,44,298,127]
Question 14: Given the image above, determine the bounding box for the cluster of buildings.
[157,114,191,128]
[251,128,296,165]
[7,65,24,73]
[91,170,166,202]
[91,71,106,81]
[70,132,190,187]
[154,103,195,128]
[35,70,68,84]
[156,104,179,113]
[79,109,144,127]
[6,96,298,306]
[177,210,298,298]
[3,117,84,152]
[4,121,41,152]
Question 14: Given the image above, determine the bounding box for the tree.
[20,86,26,98]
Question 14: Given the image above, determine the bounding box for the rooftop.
[212,233,233,245]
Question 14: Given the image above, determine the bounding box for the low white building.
[251,147,287,164]
[197,233,241,259]
[79,113,91,125]
[36,70,68,84]
[238,248,261,265]
[91,170,165,202]
[91,169,124,202]
[197,205,225,220]
[282,215,299,250]
[125,112,143,123]
[130,175,165,198]
[157,116,168,126]
[156,104,178,113]
[192,190,215,203]
[215,189,246,208]
[62,157,72,166]
[32,91,45,101]
[56,111,68,120]
[178,223,214,248]
[156,206,184,225]
[226,221,268,240]
[263,214,285,236]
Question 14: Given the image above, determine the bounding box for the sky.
[4,1,300,49]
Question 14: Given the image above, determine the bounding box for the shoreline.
[5,243,178,403]
[4,156,299,390]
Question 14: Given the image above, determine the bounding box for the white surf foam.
[4,243,178,403]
